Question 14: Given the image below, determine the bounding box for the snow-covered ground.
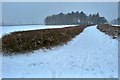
[112,25,120,27]
[2,25,118,78]
[1,25,77,37]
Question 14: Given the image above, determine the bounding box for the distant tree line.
[44,11,107,25]
[111,18,120,25]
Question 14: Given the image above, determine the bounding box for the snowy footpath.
[2,25,118,78]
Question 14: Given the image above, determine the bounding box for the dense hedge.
[2,25,91,54]
[97,24,120,39]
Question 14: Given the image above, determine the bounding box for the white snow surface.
[2,25,118,78]
[112,25,120,27]
[1,25,77,36]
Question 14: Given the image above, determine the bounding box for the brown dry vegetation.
[97,24,120,39]
[2,25,92,54]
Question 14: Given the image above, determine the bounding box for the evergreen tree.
[44,11,107,25]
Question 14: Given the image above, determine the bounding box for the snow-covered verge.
[2,25,118,78]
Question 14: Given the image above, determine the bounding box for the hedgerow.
[2,25,92,54]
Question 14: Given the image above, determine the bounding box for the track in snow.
[2,25,118,78]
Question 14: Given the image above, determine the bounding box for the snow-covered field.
[2,25,118,78]
[1,25,77,37]
[112,25,120,27]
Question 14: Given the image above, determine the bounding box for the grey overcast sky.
[2,2,118,24]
